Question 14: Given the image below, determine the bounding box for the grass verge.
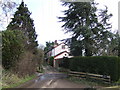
[67,76,110,88]
[67,76,120,89]
[2,71,36,88]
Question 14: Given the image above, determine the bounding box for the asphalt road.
[17,66,97,89]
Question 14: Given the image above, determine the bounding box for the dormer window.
[62,45,65,49]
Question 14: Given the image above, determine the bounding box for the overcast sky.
[2,0,120,46]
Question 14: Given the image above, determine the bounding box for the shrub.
[14,51,38,77]
[49,56,54,66]
[59,57,69,68]
[61,56,120,82]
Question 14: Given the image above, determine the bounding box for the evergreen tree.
[59,1,113,56]
[2,30,26,70]
[44,41,54,54]
[99,32,119,56]
[7,1,38,53]
[70,37,83,56]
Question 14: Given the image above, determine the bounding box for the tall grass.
[2,70,36,88]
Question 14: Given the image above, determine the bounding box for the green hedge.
[61,56,120,82]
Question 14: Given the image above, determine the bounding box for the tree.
[58,1,113,56]
[70,37,83,56]
[44,41,54,54]
[44,41,54,62]
[7,1,38,53]
[36,46,44,68]
[98,32,119,56]
[0,0,18,29]
[2,30,26,70]
[107,32,118,56]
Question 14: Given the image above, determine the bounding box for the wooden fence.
[68,71,111,83]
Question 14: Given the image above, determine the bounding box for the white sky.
[1,0,119,46]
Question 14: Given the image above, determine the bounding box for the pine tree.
[59,1,113,56]
[7,1,38,53]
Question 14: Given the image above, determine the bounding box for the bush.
[59,57,69,68]
[49,56,54,66]
[61,56,120,82]
[35,47,44,72]
[13,51,38,77]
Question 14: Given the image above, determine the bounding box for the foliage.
[13,51,38,76]
[116,78,120,85]
[2,30,26,70]
[7,1,38,53]
[35,47,44,72]
[70,38,83,56]
[59,57,69,68]
[49,56,54,66]
[2,30,43,75]
[2,1,42,77]
[61,56,120,81]
[44,41,54,61]
[36,47,44,64]
[106,32,119,56]
[44,41,54,54]
[59,1,113,56]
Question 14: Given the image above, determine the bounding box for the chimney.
[54,40,58,47]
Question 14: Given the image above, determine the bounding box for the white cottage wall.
[51,43,70,57]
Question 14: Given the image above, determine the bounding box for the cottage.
[47,40,72,67]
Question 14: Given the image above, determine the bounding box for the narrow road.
[17,66,96,88]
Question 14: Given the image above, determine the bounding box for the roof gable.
[54,51,69,58]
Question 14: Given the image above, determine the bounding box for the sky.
[1,0,119,46]
[23,0,70,46]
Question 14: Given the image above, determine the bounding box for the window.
[62,45,65,49]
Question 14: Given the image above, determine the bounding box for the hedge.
[60,56,120,82]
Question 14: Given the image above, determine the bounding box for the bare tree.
[0,0,18,30]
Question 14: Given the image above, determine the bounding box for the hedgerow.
[61,56,120,81]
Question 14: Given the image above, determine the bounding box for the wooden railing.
[68,71,111,83]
